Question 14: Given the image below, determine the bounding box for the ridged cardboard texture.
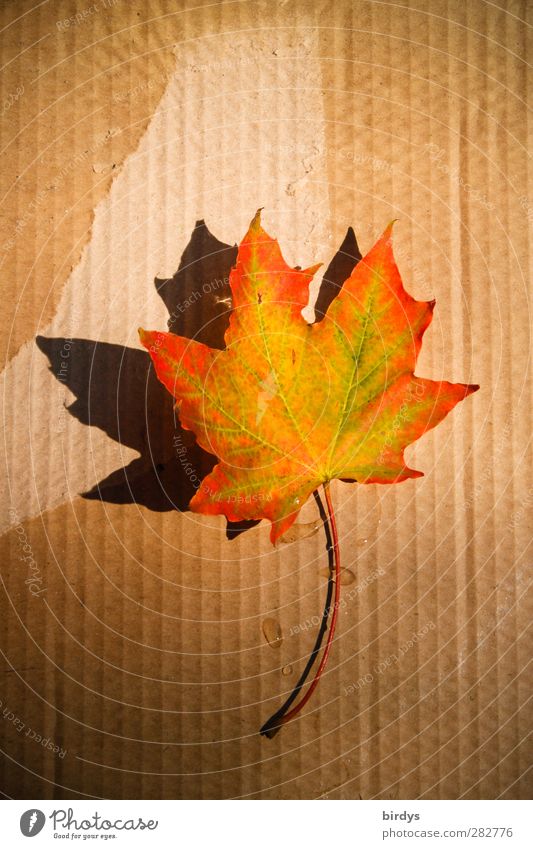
[0,0,531,799]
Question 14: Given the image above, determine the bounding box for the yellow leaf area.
[140,211,478,543]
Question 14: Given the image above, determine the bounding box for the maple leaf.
[139,211,478,544]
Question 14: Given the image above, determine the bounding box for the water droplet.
[320,568,356,585]
[262,618,283,649]
[339,569,356,585]
[282,664,293,676]
[357,537,369,546]
[279,520,321,544]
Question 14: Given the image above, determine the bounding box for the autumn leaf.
[140,210,478,735]
[139,210,478,543]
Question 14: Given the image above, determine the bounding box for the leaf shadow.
[35,219,361,539]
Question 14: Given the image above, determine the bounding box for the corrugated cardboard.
[0,0,531,799]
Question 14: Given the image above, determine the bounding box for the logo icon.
[20,810,46,837]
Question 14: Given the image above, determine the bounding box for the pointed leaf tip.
[382,219,399,241]
[250,208,264,230]
[138,327,153,349]
[303,262,323,277]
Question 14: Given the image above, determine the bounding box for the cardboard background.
[0,0,531,799]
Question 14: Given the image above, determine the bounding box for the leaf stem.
[260,482,341,736]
